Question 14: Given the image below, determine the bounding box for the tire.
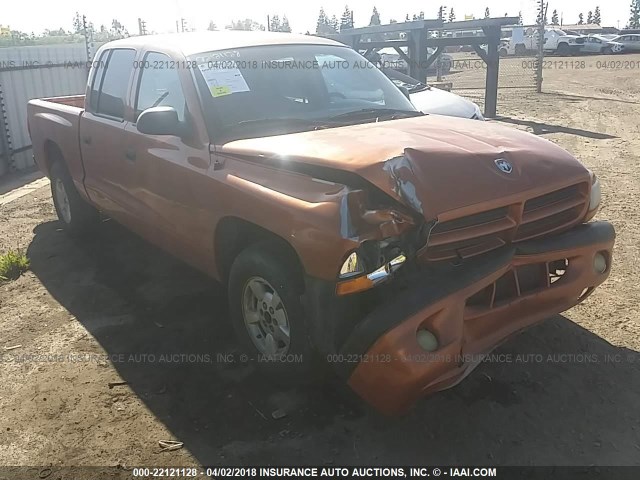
[50,161,99,236]
[499,48,508,57]
[557,43,570,56]
[515,44,527,56]
[228,241,314,378]
[603,47,613,55]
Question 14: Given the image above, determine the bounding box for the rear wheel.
[50,161,98,236]
[557,43,570,56]
[228,241,314,377]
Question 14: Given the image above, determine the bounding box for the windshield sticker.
[198,63,250,98]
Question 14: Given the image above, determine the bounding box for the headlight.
[472,104,485,121]
[339,252,365,278]
[589,175,601,211]
[585,172,601,221]
[336,253,407,296]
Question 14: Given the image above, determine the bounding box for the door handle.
[82,135,92,145]
[125,148,136,162]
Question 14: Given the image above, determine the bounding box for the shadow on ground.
[494,116,617,140]
[27,219,640,466]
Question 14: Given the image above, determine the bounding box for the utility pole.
[138,18,147,35]
[536,0,547,93]
[267,15,270,31]
[82,15,92,74]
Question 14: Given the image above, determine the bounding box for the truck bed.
[27,95,87,189]
[42,94,85,109]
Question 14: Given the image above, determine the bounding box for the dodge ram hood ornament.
[494,158,513,174]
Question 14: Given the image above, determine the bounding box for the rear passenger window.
[88,50,107,112]
[95,49,136,120]
[135,52,186,122]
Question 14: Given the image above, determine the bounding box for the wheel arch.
[43,139,65,176]
[214,216,305,287]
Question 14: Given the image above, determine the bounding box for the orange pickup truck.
[27,32,614,414]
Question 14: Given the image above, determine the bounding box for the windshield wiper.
[233,117,336,130]
[329,108,423,121]
[409,84,430,93]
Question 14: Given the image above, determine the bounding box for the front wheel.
[50,161,98,236]
[228,242,314,377]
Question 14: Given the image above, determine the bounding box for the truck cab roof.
[103,31,344,57]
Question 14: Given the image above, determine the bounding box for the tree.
[631,0,640,28]
[594,6,602,25]
[72,12,83,33]
[370,6,381,26]
[330,15,339,32]
[412,11,425,20]
[578,13,584,25]
[207,21,217,31]
[227,19,265,31]
[316,7,331,34]
[587,11,594,24]
[405,14,410,22]
[551,10,559,25]
[281,16,292,32]
[485,7,491,19]
[340,5,354,30]
[110,19,127,38]
[518,11,523,25]
[449,8,456,22]
[270,14,281,32]
[437,6,446,21]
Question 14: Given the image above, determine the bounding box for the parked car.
[581,35,625,54]
[504,27,586,56]
[377,47,453,76]
[382,68,484,120]
[27,32,614,415]
[610,34,640,52]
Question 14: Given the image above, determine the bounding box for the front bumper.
[340,221,615,415]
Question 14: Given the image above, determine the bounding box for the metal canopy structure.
[332,17,520,118]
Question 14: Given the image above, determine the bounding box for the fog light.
[416,329,439,352]
[593,252,607,274]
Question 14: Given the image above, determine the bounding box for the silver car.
[582,35,624,54]
[611,34,640,52]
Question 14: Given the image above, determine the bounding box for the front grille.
[516,185,587,241]
[424,183,588,262]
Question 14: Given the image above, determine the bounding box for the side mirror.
[398,85,411,101]
[137,106,183,136]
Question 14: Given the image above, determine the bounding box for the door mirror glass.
[137,106,183,136]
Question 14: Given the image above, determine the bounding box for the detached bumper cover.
[341,221,615,415]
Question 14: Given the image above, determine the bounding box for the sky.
[1,0,631,36]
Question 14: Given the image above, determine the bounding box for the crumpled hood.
[220,115,590,220]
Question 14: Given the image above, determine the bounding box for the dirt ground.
[1,54,639,469]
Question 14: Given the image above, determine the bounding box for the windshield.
[189,44,417,142]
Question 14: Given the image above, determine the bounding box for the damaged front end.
[334,175,433,297]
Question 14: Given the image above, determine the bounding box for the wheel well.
[43,140,64,175]
[215,217,305,286]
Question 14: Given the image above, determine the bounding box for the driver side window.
[135,52,186,122]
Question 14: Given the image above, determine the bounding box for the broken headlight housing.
[336,248,407,296]
[339,252,366,278]
[585,171,601,222]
